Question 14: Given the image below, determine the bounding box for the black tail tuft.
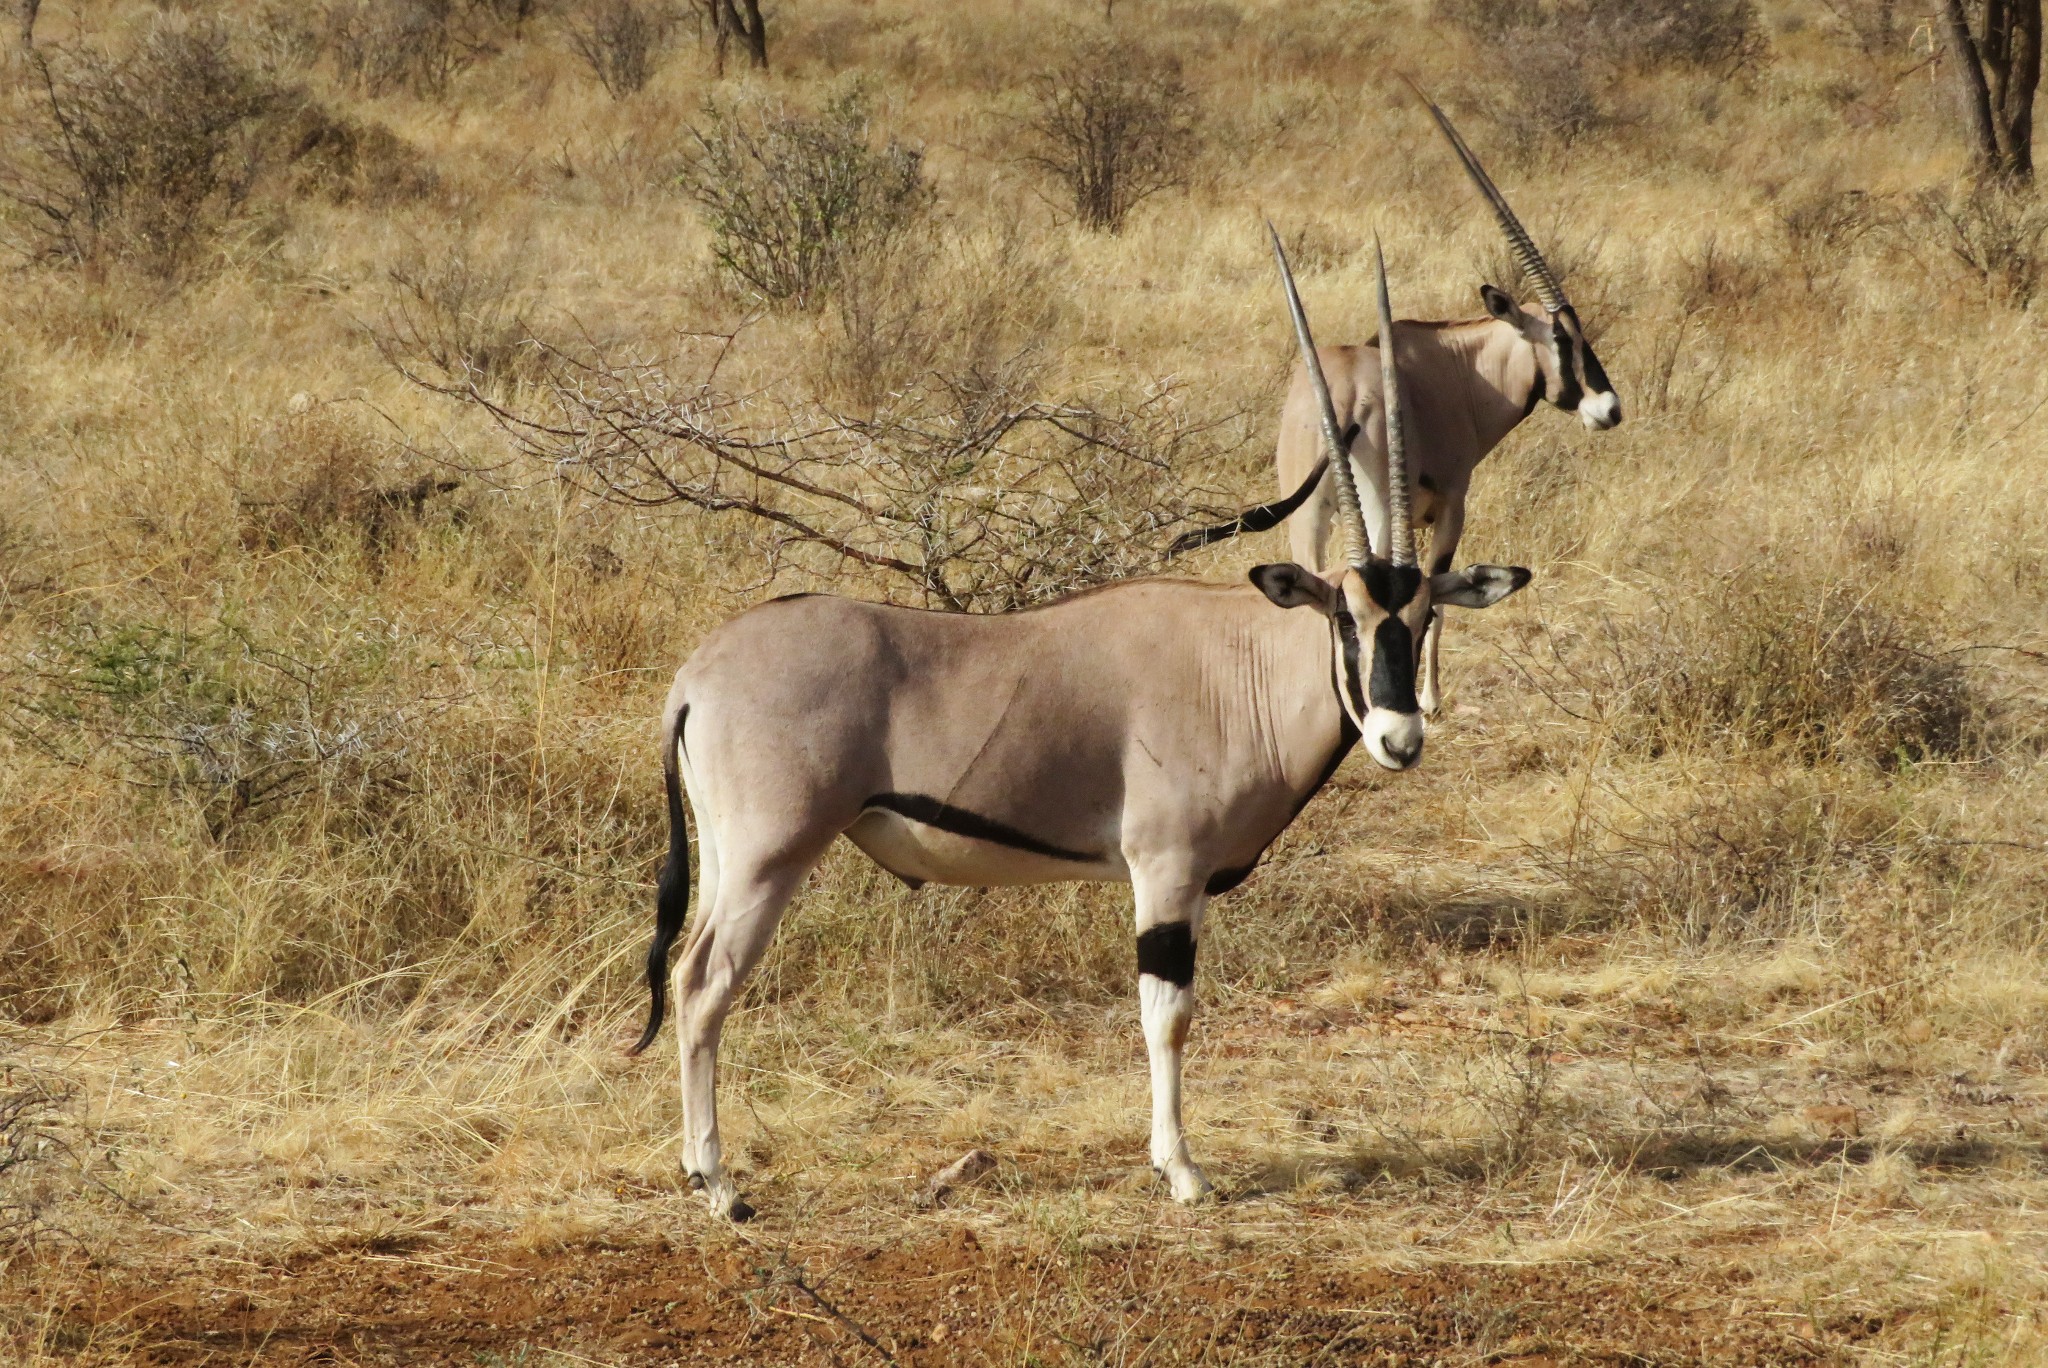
[628,704,690,1057]
[1166,456,1331,558]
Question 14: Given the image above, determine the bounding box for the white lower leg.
[1134,907,1211,1203]
[1420,611,1444,716]
[673,939,750,1219]
[1139,973,1209,1200]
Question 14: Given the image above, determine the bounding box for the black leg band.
[1136,923,1196,988]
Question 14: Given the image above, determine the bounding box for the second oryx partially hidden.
[1175,83,1619,715]
[628,231,1533,1222]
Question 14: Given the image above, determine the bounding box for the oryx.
[1174,83,1618,715]
[627,231,1533,1222]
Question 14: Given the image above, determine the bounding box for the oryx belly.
[844,803,1127,887]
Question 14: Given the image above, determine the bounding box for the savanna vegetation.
[3,0,2047,1362]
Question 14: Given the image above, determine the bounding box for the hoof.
[685,1171,706,1191]
[725,1197,756,1223]
[1154,1163,1215,1205]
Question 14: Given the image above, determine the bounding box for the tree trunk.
[2001,0,2041,177]
[1946,0,2005,172]
[696,0,727,76]
[1945,0,2041,183]
[719,0,767,70]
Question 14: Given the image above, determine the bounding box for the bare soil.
[34,1231,1865,1366]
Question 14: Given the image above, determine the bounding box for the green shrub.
[679,87,933,309]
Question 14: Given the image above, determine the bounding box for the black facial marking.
[1578,334,1614,399]
[1361,561,1422,613]
[1418,472,1438,493]
[1331,608,1368,718]
[1136,922,1196,987]
[1369,614,1420,712]
[1551,307,1585,412]
[1522,366,1546,419]
[864,793,1099,862]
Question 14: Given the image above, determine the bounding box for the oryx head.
[1412,78,1622,433]
[1251,226,1531,772]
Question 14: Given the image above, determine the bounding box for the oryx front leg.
[672,847,816,1222]
[1419,494,1466,717]
[1134,877,1212,1203]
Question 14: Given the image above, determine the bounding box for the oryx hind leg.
[1132,870,1213,1203]
[1287,468,1334,576]
[670,802,827,1221]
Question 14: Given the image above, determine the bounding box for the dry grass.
[3,1,2048,1363]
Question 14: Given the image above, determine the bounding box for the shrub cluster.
[323,0,498,100]
[1438,0,1765,158]
[1020,33,1203,234]
[679,87,934,309]
[566,0,677,99]
[0,18,433,277]
[1,21,286,277]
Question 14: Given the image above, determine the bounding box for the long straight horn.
[1266,220,1368,569]
[1401,74,1567,314]
[1372,234,1416,569]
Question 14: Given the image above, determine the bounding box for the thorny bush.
[566,0,677,99]
[1441,0,1765,160]
[4,611,415,842]
[679,87,933,309]
[374,240,546,397]
[1906,184,2048,309]
[323,0,497,100]
[1021,33,1202,233]
[1546,773,1926,941]
[0,19,287,277]
[0,1060,82,1256]
[397,327,1235,612]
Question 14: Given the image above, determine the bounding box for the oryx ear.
[1479,284,1521,325]
[1430,563,1532,608]
[1250,563,1337,611]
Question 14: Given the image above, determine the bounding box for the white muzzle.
[1579,392,1621,430]
[1363,710,1424,771]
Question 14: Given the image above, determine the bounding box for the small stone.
[916,1148,997,1209]
[1803,1104,1860,1137]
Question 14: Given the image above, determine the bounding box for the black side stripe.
[864,793,1100,863]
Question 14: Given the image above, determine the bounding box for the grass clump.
[1607,574,1979,767]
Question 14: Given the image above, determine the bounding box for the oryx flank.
[1174,81,1618,716]
[627,230,1533,1222]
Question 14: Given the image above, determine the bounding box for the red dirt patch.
[30,1233,1852,1365]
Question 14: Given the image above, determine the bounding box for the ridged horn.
[1402,74,1567,313]
[1266,219,1368,569]
[1372,234,1416,569]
